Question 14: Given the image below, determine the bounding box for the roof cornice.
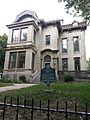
[6,20,39,31]
[62,21,87,31]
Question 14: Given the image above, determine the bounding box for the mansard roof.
[14,10,39,23]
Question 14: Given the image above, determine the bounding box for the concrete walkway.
[0,84,37,93]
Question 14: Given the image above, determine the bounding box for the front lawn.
[0,82,90,120]
[0,82,90,111]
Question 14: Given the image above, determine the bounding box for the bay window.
[12,28,27,43]
[12,29,19,43]
[9,51,26,69]
[20,28,27,41]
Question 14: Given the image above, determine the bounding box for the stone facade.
[3,10,87,82]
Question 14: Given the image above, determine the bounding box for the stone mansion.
[3,10,87,82]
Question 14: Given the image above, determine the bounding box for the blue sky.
[0,0,90,59]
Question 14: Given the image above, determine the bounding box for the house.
[3,10,87,82]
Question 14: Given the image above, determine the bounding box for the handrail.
[31,70,39,83]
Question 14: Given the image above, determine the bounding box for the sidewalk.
[0,84,37,93]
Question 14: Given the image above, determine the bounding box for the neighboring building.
[3,10,87,82]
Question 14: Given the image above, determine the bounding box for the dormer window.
[72,21,79,26]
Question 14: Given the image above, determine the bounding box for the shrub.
[0,76,13,83]
[19,75,26,83]
[63,74,74,82]
[0,76,23,83]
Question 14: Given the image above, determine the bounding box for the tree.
[87,58,90,71]
[59,0,90,23]
[0,34,8,72]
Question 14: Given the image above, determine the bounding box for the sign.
[40,66,56,83]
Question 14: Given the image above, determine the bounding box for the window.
[9,51,26,69]
[12,29,19,43]
[17,51,25,68]
[33,30,36,44]
[46,35,50,45]
[44,55,51,68]
[12,28,28,43]
[74,57,80,71]
[44,55,51,62]
[32,53,35,71]
[21,28,27,41]
[62,38,67,53]
[73,37,79,52]
[9,52,17,69]
[62,58,68,71]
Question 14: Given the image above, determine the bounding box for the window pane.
[32,53,35,71]
[12,29,19,43]
[33,30,36,44]
[9,52,17,69]
[62,38,67,53]
[46,35,50,45]
[74,57,80,71]
[73,37,79,52]
[62,58,68,71]
[44,55,51,62]
[17,51,26,68]
[21,28,27,41]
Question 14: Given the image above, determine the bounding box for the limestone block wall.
[28,25,34,42]
[41,26,59,50]
[34,26,42,71]
[7,29,12,44]
[59,29,87,71]
[4,51,10,70]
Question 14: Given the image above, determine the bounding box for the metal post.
[16,97,19,120]
[47,100,50,120]
[31,99,34,120]
[65,101,68,120]
[2,96,6,120]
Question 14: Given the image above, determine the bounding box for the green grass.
[0,82,90,111]
[0,82,13,87]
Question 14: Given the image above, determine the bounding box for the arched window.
[44,55,51,62]
[44,55,51,68]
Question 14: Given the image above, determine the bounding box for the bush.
[19,75,26,83]
[0,77,13,83]
[0,76,23,83]
[63,74,74,82]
